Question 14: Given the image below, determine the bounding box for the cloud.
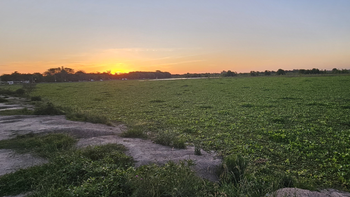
[154,59,206,66]
[104,48,176,52]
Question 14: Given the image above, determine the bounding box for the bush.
[15,88,25,96]
[34,102,65,115]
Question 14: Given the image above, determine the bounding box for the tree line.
[0,67,171,83]
[1,67,349,83]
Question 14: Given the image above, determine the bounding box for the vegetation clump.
[220,154,248,184]
[34,102,65,115]
[65,109,111,125]
[121,125,148,138]
[0,108,33,116]
[0,97,8,103]
[0,134,214,197]
[154,130,186,149]
[0,133,76,158]
[30,96,42,101]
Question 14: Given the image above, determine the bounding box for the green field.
[32,76,350,189]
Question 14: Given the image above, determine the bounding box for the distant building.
[8,81,14,85]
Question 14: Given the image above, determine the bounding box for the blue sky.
[1,0,350,74]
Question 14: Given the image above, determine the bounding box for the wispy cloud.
[154,59,206,66]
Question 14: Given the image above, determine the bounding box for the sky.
[1,0,350,75]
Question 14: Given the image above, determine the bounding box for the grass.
[0,108,33,115]
[0,133,77,158]
[121,125,148,138]
[33,102,65,115]
[0,97,8,102]
[24,75,350,192]
[65,108,112,125]
[154,130,186,149]
[0,133,215,197]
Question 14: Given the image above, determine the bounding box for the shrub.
[15,88,25,96]
[34,102,65,115]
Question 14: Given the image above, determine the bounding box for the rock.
[271,188,350,197]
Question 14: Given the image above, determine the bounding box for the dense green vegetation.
[1,75,349,196]
[0,134,214,197]
[30,75,350,190]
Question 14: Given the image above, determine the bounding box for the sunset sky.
[1,0,350,75]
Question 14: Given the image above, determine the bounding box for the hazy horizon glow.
[1,0,350,75]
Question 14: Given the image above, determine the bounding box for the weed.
[194,142,202,155]
[220,154,249,184]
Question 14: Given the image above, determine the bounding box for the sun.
[110,69,130,75]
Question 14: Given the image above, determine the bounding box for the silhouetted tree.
[264,70,271,76]
[277,69,286,75]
